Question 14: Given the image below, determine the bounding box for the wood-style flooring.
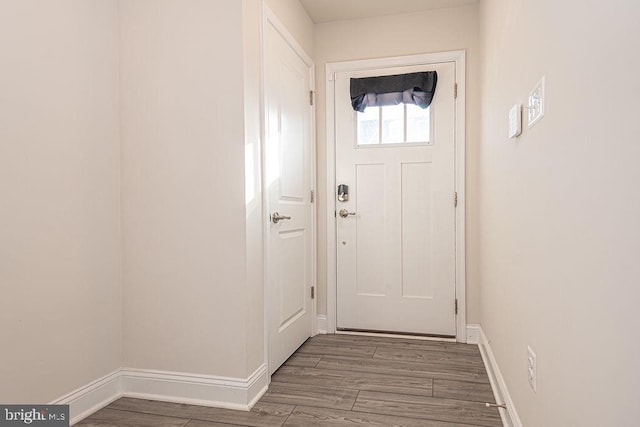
[78,334,502,427]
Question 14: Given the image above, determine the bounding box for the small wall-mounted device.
[337,184,349,202]
[508,103,522,139]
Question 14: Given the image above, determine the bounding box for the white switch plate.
[527,346,537,392]
[508,104,522,139]
[527,76,545,128]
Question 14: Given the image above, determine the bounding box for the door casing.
[325,51,467,342]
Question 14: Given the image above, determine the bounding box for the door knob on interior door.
[271,212,291,224]
[339,209,356,218]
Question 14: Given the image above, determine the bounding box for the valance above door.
[349,71,438,112]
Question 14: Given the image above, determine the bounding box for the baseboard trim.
[467,324,522,427]
[316,315,328,334]
[121,363,268,412]
[53,364,269,425]
[51,370,122,426]
[246,363,270,408]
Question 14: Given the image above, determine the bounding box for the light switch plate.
[527,76,545,128]
[508,104,522,139]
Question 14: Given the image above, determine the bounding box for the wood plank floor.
[78,334,502,427]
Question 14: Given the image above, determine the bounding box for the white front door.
[335,62,457,336]
[264,20,313,374]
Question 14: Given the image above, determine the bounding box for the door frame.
[325,51,467,342]
[262,6,317,375]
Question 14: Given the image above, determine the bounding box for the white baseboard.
[467,324,522,427]
[316,315,328,334]
[121,364,268,412]
[52,364,269,425]
[51,370,122,426]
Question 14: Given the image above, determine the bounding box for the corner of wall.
[242,0,267,379]
[467,325,522,427]
[53,363,270,425]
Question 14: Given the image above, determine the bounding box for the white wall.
[264,0,314,57]
[479,0,640,425]
[0,0,122,403]
[119,0,260,378]
[314,4,481,323]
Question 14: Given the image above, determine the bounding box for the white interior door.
[335,62,457,336]
[265,20,313,374]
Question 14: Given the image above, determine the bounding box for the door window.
[356,104,431,146]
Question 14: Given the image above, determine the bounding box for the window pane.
[356,106,380,145]
[381,104,404,144]
[406,104,430,143]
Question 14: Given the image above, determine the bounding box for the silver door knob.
[271,212,291,224]
[338,209,356,218]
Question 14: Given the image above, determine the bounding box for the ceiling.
[299,0,478,24]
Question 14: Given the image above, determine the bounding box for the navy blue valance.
[350,71,438,112]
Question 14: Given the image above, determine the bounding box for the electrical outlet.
[527,346,537,392]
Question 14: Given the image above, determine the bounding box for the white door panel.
[265,21,313,374]
[336,62,456,336]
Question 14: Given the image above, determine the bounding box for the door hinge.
[310,190,315,203]
[454,83,458,99]
[454,192,458,207]
[311,286,315,299]
[310,90,315,106]
[455,299,458,315]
